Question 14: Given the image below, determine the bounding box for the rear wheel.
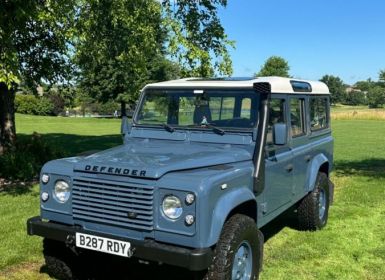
[297,172,330,231]
[204,214,263,280]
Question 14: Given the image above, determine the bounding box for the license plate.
[75,232,132,257]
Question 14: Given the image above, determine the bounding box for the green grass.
[260,120,385,280]
[16,114,122,155]
[1,115,385,279]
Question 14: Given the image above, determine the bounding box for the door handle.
[305,155,312,162]
[285,164,294,172]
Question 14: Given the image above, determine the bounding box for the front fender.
[306,153,329,192]
[206,187,256,247]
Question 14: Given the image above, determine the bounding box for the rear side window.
[290,98,305,137]
[310,97,329,130]
[267,98,285,145]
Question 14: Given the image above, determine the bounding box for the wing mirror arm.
[120,101,132,136]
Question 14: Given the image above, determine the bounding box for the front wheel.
[204,214,263,280]
[43,238,77,280]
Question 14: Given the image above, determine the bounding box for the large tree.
[255,56,290,77]
[320,75,346,105]
[76,0,234,106]
[75,0,166,105]
[162,0,234,77]
[0,0,75,154]
[1,0,233,153]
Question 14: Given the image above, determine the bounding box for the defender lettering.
[84,165,146,177]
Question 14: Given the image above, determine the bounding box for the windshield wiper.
[162,123,175,133]
[209,125,225,135]
[186,124,225,135]
[203,124,225,135]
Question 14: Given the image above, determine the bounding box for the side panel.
[264,149,293,213]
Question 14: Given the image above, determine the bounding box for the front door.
[264,96,293,214]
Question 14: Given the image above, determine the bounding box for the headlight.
[162,195,183,219]
[53,180,71,203]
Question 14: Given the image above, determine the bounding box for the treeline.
[255,56,385,108]
[321,71,385,108]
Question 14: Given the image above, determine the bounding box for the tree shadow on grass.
[40,256,201,280]
[0,181,36,196]
[17,133,122,157]
[1,134,122,196]
[334,158,385,178]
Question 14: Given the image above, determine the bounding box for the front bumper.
[27,216,212,271]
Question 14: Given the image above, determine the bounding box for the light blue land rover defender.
[27,77,334,280]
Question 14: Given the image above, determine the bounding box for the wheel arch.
[205,187,257,247]
[306,153,329,192]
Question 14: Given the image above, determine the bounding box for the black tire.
[204,214,263,280]
[297,172,330,231]
[43,238,79,280]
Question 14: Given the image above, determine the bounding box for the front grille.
[72,177,154,231]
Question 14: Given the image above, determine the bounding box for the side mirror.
[273,123,287,145]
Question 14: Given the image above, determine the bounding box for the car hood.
[73,138,253,179]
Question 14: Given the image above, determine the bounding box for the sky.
[218,0,385,85]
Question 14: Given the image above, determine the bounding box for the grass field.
[331,104,385,120]
[0,113,385,279]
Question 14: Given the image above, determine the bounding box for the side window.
[210,97,235,121]
[266,98,285,145]
[290,98,305,137]
[310,97,328,130]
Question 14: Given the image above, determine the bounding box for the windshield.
[135,89,259,130]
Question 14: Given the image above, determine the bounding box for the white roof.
[144,76,330,94]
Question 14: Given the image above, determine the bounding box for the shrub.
[0,133,66,181]
[15,94,55,115]
[15,94,39,115]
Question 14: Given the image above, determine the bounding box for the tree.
[75,0,166,106]
[76,0,233,106]
[378,69,385,88]
[367,86,385,108]
[379,69,385,83]
[0,0,75,154]
[161,0,234,77]
[255,56,290,77]
[354,79,375,92]
[345,90,366,106]
[320,75,346,105]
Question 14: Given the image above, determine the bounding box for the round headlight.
[162,195,183,219]
[53,180,71,203]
